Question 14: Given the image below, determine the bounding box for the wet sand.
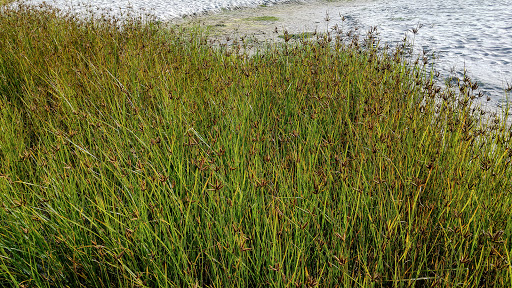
[172,0,355,44]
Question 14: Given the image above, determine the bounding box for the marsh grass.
[1,3,512,288]
[278,31,315,42]
[0,0,13,6]
[245,16,279,22]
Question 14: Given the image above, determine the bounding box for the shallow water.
[13,0,299,19]
[16,0,512,109]
[326,0,512,109]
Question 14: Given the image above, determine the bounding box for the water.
[14,0,298,19]
[15,0,512,108]
[324,0,512,109]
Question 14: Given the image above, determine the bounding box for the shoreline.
[173,0,510,113]
[174,1,508,120]
[172,0,354,44]
[4,0,508,115]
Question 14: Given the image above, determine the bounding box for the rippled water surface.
[328,0,512,107]
[14,0,294,19]
[16,0,512,107]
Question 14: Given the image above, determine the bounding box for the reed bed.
[1,4,511,288]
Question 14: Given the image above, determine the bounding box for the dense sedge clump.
[1,4,512,288]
